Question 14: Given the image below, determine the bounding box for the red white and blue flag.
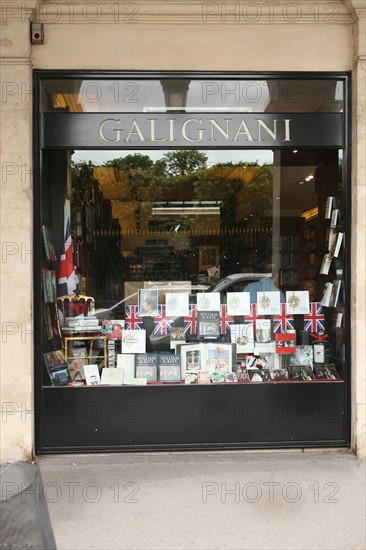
[220,304,234,334]
[184,304,197,334]
[273,303,295,333]
[57,198,78,296]
[244,304,265,329]
[153,305,175,335]
[125,305,144,330]
[304,302,325,332]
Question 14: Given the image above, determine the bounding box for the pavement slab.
[37,450,366,550]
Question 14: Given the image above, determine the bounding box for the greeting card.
[226,292,251,316]
[121,330,146,354]
[165,292,190,317]
[84,364,101,386]
[230,323,254,353]
[196,292,221,312]
[101,368,124,385]
[257,291,281,315]
[285,291,310,315]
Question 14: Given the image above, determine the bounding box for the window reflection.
[41,79,344,113]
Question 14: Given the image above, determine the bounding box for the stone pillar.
[346,0,366,458]
[0,2,37,461]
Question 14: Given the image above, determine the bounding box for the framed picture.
[248,369,271,382]
[43,350,72,386]
[198,245,219,271]
[138,288,159,317]
[179,342,236,377]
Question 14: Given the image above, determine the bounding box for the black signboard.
[42,112,343,148]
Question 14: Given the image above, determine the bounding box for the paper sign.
[121,330,146,354]
[101,368,124,385]
[84,364,101,385]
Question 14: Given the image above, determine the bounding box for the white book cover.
[230,323,255,353]
[117,353,137,379]
[333,232,343,258]
[196,292,221,312]
[325,196,334,219]
[226,292,251,316]
[336,312,343,328]
[108,340,116,368]
[321,282,333,307]
[257,291,281,315]
[84,364,101,386]
[330,280,342,307]
[121,330,146,354]
[101,368,124,385]
[254,342,276,354]
[330,208,339,228]
[165,292,189,317]
[320,254,333,275]
[255,319,272,343]
[285,291,310,315]
[123,378,147,386]
[328,228,337,252]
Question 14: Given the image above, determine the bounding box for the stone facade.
[1,1,365,460]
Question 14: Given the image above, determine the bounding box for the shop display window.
[38,76,347,389]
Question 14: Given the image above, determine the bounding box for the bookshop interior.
[37,74,349,450]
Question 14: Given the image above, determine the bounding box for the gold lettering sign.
[98,117,291,144]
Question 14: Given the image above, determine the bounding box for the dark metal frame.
[33,71,351,454]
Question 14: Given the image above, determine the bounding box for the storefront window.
[40,146,345,384]
[37,74,348,449]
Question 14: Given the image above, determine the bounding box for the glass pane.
[41,78,344,113]
[39,145,345,385]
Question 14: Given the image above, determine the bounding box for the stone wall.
[1,0,364,460]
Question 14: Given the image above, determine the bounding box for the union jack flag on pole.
[57,198,78,296]
[273,303,295,333]
[125,305,144,330]
[304,302,325,332]
[220,304,234,334]
[184,304,197,335]
[244,304,265,330]
[153,305,175,335]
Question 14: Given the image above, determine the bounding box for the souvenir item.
[275,331,296,354]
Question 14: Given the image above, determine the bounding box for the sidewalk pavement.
[37,449,365,550]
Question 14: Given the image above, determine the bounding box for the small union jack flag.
[58,197,78,295]
[153,305,174,335]
[125,305,144,330]
[304,302,325,332]
[273,303,295,333]
[244,303,265,329]
[220,304,234,334]
[184,304,197,335]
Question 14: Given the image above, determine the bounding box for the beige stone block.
[0,416,34,462]
[0,19,31,60]
[352,403,366,459]
[32,22,353,71]
[0,69,32,112]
